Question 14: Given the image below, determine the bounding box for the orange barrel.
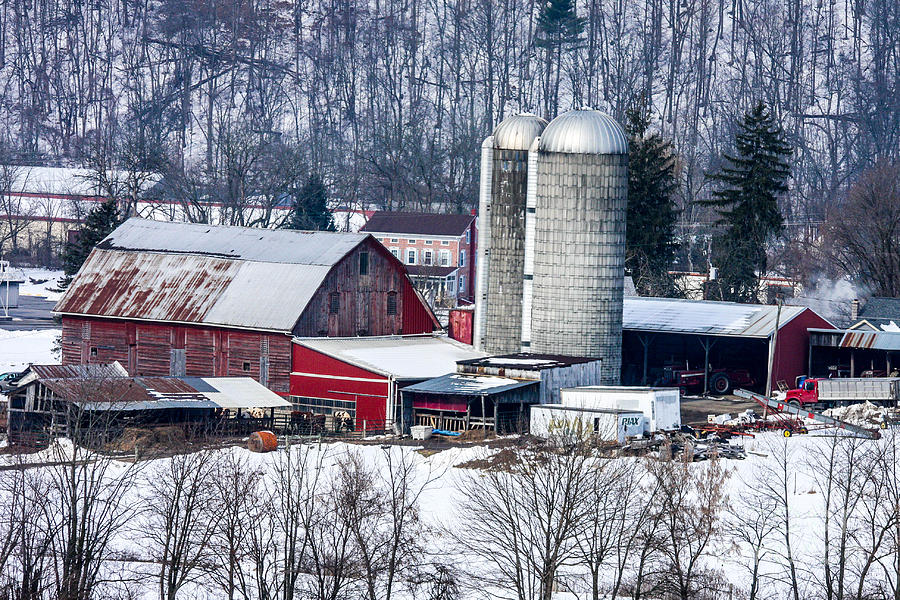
[248,430,278,452]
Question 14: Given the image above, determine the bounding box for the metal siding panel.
[473,136,493,350]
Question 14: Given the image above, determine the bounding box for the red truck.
[783,377,900,408]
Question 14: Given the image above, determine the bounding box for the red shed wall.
[60,316,292,394]
[290,344,390,430]
[448,308,473,345]
[772,309,835,389]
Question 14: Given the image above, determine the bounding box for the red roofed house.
[54,218,439,396]
[360,211,477,305]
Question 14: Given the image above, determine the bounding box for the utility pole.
[765,293,784,397]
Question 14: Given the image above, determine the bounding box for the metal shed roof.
[835,330,900,351]
[55,218,369,332]
[180,377,292,409]
[623,297,816,338]
[294,335,486,380]
[95,218,367,264]
[36,373,290,411]
[402,373,538,396]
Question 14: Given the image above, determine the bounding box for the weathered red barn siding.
[294,238,438,337]
[61,316,292,395]
[290,344,390,430]
[448,308,473,345]
[771,309,835,389]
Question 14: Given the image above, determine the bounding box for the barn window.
[329,292,340,314]
[90,347,98,357]
[387,291,398,315]
[359,251,369,275]
[242,361,251,372]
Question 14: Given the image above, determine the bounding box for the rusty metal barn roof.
[55,218,370,332]
[623,297,817,338]
[31,371,291,412]
[837,330,900,350]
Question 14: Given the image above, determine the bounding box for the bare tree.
[728,476,780,599]
[755,437,804,600]
[206,451,261,600]
[0,161,31,257]
[821,160,900,296]
[143,449,223,600]
[454,438,593,600]
[647,451,730,600]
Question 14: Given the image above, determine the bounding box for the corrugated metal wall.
[530,152,627,384]
[481,147,531,354]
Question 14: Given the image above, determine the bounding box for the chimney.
[851,298,860,321]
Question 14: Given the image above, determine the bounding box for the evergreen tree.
[536,0,584,116]
[56,199,123,290]
[282,174,335,231]
[625,101,679,296]
[701,102,791,303]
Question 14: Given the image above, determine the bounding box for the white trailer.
[817,378,900,405]
[559,386,681,433]
[530,405,644,443]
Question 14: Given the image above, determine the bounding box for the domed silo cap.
[538,109,628,154]
[492,113,549,151]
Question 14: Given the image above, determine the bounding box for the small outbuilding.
[0,261,24,311]
[7,362,291,445]
[290,335,485,433]
[401,353,604,433]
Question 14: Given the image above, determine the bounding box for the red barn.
[54,218,439,395]
[290,335,485,432]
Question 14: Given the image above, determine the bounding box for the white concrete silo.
[521,109,628,384]
[474,114,548,353]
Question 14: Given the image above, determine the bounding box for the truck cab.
[784,378,819,406]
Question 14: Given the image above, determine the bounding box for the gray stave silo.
[521,109,628,384]
[474,113,547,353]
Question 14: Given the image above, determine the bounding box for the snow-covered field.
[16,267,64,302]
[0,329,58,373]
[0,323,895,599]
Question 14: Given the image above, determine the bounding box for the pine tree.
[625,101,679,296]
[56,199,123,290]
[701,102,791,303]
[536,0,584,116]
[282,174,335,231]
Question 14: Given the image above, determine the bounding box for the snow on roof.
[96,218,367,265]
[402,373,538,396]
[481,357,558,366]
[459,353,599,369]
[623,296,816,338]
[55,219,369,332]
[293,335,486,380]
[3,165,161,197]
[179,377,292,409]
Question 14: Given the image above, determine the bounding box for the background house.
[360,211,477,306]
